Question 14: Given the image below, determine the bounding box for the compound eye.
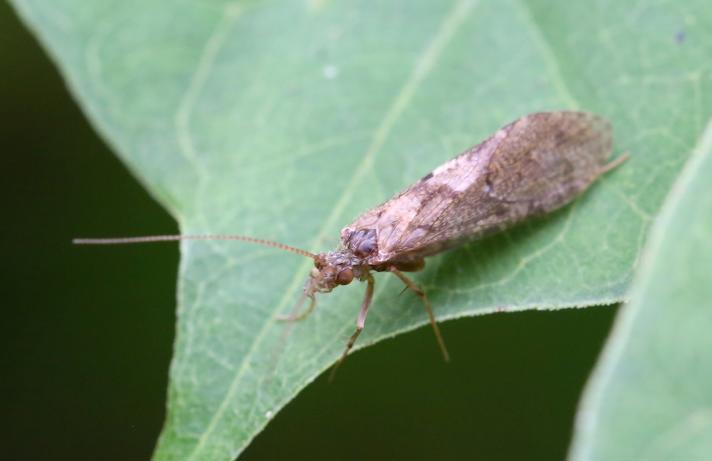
[335,268,354,285]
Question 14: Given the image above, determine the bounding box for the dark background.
[1,4,616,460]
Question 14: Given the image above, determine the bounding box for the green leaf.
[11,0,710,458]
[570,120,712,460]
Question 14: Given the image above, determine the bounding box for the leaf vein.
[514,0,580,109]
[174,4,242,185]
[185,1,478,457]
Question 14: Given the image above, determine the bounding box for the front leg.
[277,293,316,322]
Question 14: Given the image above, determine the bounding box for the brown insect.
[75,111,626,378]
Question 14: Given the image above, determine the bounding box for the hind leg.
[389,267,450,362]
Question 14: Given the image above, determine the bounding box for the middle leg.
[329,272,375,381]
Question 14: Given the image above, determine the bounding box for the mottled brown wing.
[342,112,612,265]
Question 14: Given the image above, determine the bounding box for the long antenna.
[72,234,317,259]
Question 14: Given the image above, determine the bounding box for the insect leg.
[329,272,375,381]
[389,267,450,362]
[277,293,316,322]
[598,153,629,176]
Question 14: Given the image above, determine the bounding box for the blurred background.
[1,3,617,460]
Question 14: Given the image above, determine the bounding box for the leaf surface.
[10,0,711,458]
[570,119,712,460]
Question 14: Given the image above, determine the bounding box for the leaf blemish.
[323,65,339,79]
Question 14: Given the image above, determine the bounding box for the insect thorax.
[340,228,377,257]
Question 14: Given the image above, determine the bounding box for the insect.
[75,111,626,378]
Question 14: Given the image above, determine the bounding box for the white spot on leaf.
[323,65,339,79]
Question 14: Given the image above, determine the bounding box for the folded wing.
[343,111,612,265]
